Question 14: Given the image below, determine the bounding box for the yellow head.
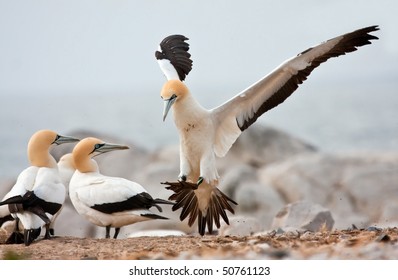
[160,80,189,121]
[72,137,129,173]
[27,129,79,167]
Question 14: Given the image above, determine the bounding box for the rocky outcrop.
[1,124,397,240]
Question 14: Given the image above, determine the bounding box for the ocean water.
[0,82,397,180]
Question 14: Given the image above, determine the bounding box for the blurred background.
[0,0,397,179]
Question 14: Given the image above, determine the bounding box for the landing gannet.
[69,137,174,239]
[0,129,79,245]
[155,26,379,235]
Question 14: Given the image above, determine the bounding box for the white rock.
[271,201,334,232]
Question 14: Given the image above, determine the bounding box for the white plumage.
[0,129,79,245]
[69,137,173,239]
[155,26,379,235]
[0,166,38,236]
[57,153,76,194]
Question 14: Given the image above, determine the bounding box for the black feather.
[156,34,193,81]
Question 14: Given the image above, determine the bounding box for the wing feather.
[75,177,146,208]
[211,25,379,157]
[155,34,193,81]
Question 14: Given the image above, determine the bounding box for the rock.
[271,201,334,232]
[219,164,284,230]
[342,164,398,227]
[225,123,317,168]
[259,152,398,229]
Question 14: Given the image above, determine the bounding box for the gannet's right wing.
[211,25,379,157]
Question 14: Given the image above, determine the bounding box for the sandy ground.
[1,227,397,260]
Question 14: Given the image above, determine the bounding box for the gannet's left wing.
[211,25,379,157]
[155,34,193,81]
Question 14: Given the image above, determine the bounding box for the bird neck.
[74,155,100,173]
[173,93,206,125]
[28,145,57,168]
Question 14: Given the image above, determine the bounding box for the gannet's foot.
[44,228,52,240]
[162,180,198,191]
[197,177,204,186]
[5,231,24,244]
[178,175,187,182]
[23,228,41,246]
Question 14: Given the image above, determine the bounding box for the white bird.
[0,129,79,245]
[155,26,379,235]
[69,137,174,239]
[0,167,37,240]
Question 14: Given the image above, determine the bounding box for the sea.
[0,81,397,180]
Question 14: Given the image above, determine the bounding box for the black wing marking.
[91,192,172,214]
[0,191,61,223]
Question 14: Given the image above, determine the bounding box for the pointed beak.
[162,95,177,122]
[53,135,80,145]
[96,143,130,154]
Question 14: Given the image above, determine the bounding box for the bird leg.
[43,224,52,239]
[105,226,111,238]
[178,175,187,182]
[113,228,121,239]
[23,228,41,246]
[197,176,204,186]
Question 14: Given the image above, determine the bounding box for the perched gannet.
[155,26,379,235]
[0,153,76,235]
[69,137,174,239]
[0,129,79,245]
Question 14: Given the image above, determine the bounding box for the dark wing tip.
[156,34,193,81]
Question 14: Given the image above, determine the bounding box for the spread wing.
[155,34,193,81]
[211,25,379,157]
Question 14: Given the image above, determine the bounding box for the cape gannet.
[0,129,79,245]
[155,26,379,235]
[69,137,174,239]
[0,153,76,235]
